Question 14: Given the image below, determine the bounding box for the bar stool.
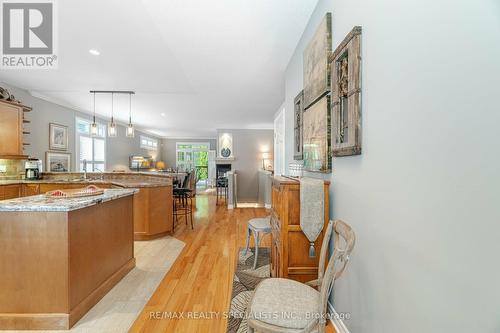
[244,216,272,269]
[173,171,194,231]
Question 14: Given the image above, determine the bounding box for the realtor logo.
[1,0,57,68]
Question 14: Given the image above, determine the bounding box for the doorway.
[176,142,210,187]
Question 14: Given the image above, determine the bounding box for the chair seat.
[249,278,319,329]
[248,217,271,233]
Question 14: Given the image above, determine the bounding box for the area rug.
[29,236,186,333]
[227,248,271,333]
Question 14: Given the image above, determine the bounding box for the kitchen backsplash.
[0,159,25,179]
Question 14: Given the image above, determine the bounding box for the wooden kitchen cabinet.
[133,186,173,240]
[0,184,21,200]
[270,176,330,283]
[22,183,40,196]
[0,100,31,159]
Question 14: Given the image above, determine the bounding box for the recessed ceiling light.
[161,113,166,117]
[89,49,100,56]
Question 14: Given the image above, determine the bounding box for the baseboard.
[228,204,234,209]
[328,301,350,333]
[264,203,272,209]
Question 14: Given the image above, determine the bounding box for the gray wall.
[218,129,274,202]
[160,138,217,169]
[282,1,500,332]
[1,83,162,171]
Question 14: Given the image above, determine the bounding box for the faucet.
[93,167,104,181]
[82,159,87,180]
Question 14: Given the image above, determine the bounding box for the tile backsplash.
[0,159,25,179]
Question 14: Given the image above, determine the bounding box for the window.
[176,142,209,180]
[75,118,106,172]
[140,135,158,150]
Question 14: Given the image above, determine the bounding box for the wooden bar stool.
[244,216,271,269]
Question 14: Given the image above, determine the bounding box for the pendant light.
[126,92,134,137]
[108,92,117,137]
[90,92,98,136]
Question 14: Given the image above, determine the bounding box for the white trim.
[227,204,234,209]
[328,301,350,333]
[75,117,107,172]
[265,203,272,209]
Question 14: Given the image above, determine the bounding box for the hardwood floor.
[129,192,335,333]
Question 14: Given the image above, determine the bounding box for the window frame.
[175,142,209,172]
[75,117,107,172]
[140,135,158,151]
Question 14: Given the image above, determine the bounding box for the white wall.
[217,129,274,202]
[283,0,500,332]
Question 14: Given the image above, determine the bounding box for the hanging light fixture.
[91,91,98,136]
[126,92,134,138]
[108,92,117,137]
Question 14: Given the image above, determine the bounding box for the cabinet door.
[0,104,23,156]
[22,184,40,197]
[3,185,21,199]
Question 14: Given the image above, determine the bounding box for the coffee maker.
[25,159,42,180]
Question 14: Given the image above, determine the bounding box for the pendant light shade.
[126,93,134,138]
[108,93,117,137]
[91,92,98,137]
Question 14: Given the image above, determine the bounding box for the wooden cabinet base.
[271,176,330,283]
[0,259,135,330]
[0,196,135,330]
[133,186,173,241]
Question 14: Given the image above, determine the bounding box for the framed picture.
[303,13,332,109]
[293,90,304,160]
[330,26,362,156]
[49,123,68,151]
[46,152,71,172]
[302,95,331,173]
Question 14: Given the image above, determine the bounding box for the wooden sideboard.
[0,99,31,159]
[270,176,330,283]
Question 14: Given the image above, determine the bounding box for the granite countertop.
[0,179,171,188]
[0,188,138,212]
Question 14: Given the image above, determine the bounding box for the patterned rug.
[227,248,271,333]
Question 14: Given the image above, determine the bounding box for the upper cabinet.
[0,98,32,159]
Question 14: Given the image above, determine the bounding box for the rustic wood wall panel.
[302,95,332,173]
[330,26,362,156]
[293,90,304,160]
[303,13,332,109]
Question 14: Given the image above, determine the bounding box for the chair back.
[318,220,356,322]
[182,171,191,188]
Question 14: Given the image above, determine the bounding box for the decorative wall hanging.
[46,152,71,172]
[330,26,362,156]
[218,132,233,158]
[302,95,331,173]
[49,123,68,151]
[293,90,304,160]
[303,13,332,109]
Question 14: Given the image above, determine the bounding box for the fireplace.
[216,163,231,178]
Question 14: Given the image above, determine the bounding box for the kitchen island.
[0,188,137,330]
[0,171,175,240]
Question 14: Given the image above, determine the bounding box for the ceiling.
[0,0,317,138]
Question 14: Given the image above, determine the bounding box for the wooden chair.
[246,220,355,333]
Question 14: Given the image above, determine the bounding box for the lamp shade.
[156,161,166,170]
